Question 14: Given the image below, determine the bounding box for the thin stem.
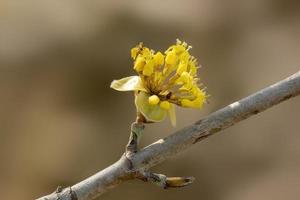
[126,122,145,155]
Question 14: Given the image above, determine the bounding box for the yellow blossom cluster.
[111,39,207,126]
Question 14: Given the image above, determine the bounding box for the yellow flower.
[111,39,207,126]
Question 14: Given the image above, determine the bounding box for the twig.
[37,71,300,200]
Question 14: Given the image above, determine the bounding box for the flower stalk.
[126,122,145,155]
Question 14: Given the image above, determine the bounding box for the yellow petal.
[135,92,167,122]
[134,57,145,72]
[176,71,191,85]
[165,50,177,65]
[110,76,146,92]
[173,45,185,54]
[143,59,154,76]
[153,52,164,66]
[131,47,139,59]
[179,51,190,63]
[176,62,187,75]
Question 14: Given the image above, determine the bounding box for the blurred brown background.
[0,0,300,199]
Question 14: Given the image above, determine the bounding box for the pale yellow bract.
[110,39,207,126]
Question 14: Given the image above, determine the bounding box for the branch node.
[55,186,63,193]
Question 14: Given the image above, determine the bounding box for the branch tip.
[166,176,195,188]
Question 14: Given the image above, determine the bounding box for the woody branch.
[37,70,300,200]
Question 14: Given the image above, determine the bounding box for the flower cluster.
[111,39,207,126]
